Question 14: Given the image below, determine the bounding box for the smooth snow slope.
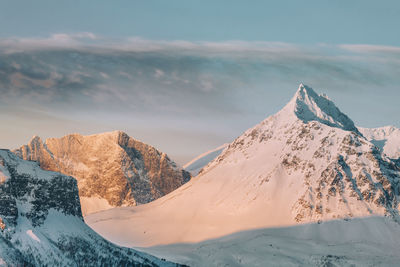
[183,144,229,176]
[86,84,400,248]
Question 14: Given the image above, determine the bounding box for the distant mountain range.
[14,131,191,215]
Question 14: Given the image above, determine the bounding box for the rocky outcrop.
[14,131,191,215]
[0,149,178,266]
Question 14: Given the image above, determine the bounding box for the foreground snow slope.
[0,149,178,266]
[14,131,191,215]
[183,144,229,176]
[139,217,400,267]
[86,84,400,247]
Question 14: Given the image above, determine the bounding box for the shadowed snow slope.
[138,217,400,267]
[0,149,178,266]
[86,84,400,248]
[13,131,191,215]
[291,84,360,133]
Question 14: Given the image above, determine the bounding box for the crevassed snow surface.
[86,84,400,265]
[183,144,229,176]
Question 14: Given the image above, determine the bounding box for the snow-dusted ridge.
[279,83,360,133]
[183,143,229,176]
[0,149,179,266]
[86,84,400,250]
[359,125,400,159]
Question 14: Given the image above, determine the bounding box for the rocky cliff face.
[0,149,178,266]
[14,131,191,215]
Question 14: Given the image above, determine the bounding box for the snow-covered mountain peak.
[279,83,359,133]
[86,84,400,248]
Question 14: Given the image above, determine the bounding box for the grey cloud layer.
[1,38,399,118]
[1,36,400,163]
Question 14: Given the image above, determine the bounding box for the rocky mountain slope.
[14,131,191,215]
[86,84,400,247]
[183,144,229,176]
[0,149,178,266]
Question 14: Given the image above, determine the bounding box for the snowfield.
[137,217,400,266]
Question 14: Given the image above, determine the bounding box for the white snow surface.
[137,216,400,266]
[80,196,113,215]
[289,83,359,133]
[183,144,229,176]
[359,125,400,159]
[86,84,400,253]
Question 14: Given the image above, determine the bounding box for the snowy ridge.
[86,84,400,249]
[279,83,359,133]
[359,125,400,159]
[183,144,229,176]
[0,149,178,266]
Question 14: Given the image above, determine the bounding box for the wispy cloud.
[0,36,399,112]
[0,34,300,54]
[339,44,400,54]
[1,35,400,163]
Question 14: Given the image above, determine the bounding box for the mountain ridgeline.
[13,131,191,215]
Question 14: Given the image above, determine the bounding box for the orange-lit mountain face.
[14,131,191,215]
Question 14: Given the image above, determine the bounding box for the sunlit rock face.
[14,131,191,215]
[0,149,175,266]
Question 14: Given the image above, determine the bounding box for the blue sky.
[1,0,400,45]
[0,1,399,164]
